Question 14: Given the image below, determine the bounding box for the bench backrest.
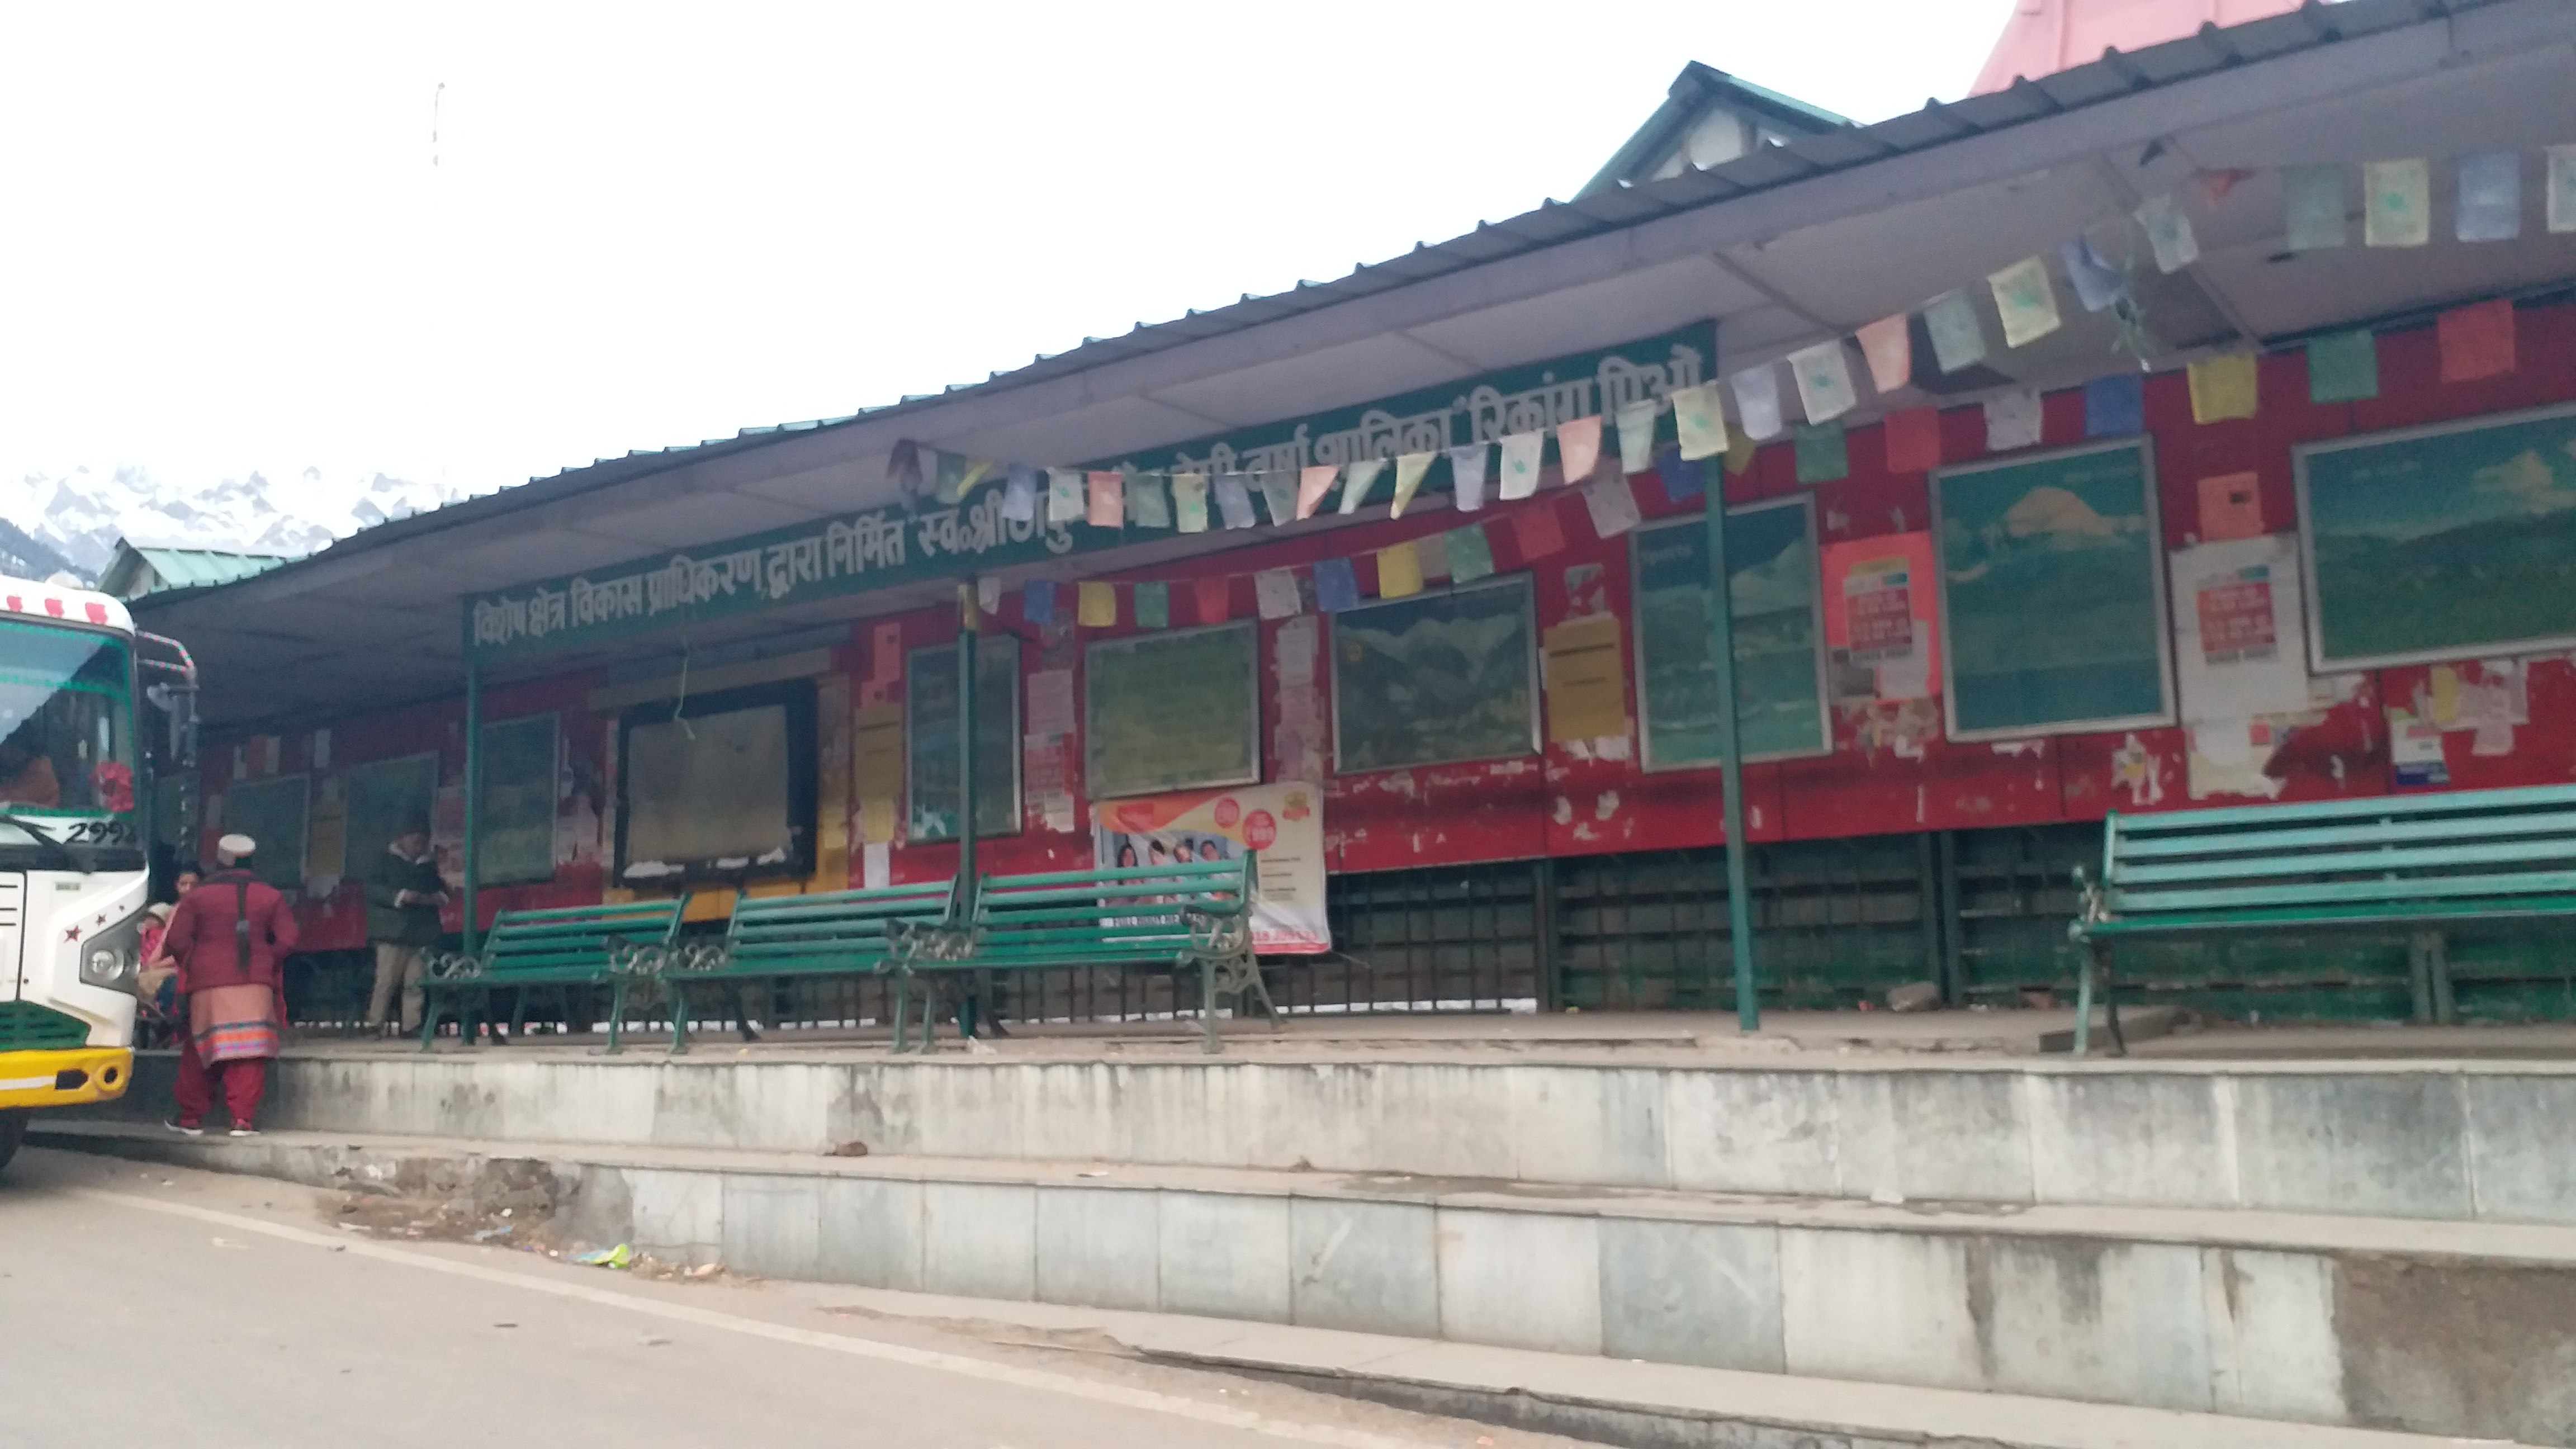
[2101,783,2576,918]
[724,880,956,967]
[481,899,686,975]
[968,857,1253,958]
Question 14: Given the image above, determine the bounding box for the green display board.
[2297,400,2576,670]
[1933,438,2172,740]
[221,775,309,890]
[1631,498,1829,769]
[345,752,439,885]
[477,713,558,884]
[1086,622,1258,799]
[1331,577,1537,773]
[907,637,1021,841]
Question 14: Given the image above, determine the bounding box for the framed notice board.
[1631,496,1830,770]
[615,679,817,887]
[906,636,1022,841]
[345,751,439,886]
[2296,400,2576,670]
[1085,621,1259,799]
[1330,576,1537,774]
[1931,438,2174,740]
[221,774,309,891]
[476,713,558,884]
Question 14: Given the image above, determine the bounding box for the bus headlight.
[79,910,145,993]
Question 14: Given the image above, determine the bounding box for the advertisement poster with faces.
[1091,782,1329,954]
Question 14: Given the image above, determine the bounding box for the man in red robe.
[161,833,299,1137]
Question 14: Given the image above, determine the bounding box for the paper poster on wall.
[2170,535,2311,722]
[2298,401,2576,670]
[853,702,902,845]
[2388,707,2451,787]
[1092,782,1329,954]
[1820,533,1940,705]
[1933,439,2172,740]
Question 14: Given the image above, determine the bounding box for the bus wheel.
[0,1110,25,1174]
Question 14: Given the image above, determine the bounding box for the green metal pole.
[462,662,482,954]
[956,584,978,892]
[1701,461,1759,1031]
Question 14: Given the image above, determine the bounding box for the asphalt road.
[0,1145,1575,1449]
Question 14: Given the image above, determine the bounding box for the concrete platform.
[40,1119,2576,1443]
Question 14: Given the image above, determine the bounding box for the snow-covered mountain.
[2,465,468,579]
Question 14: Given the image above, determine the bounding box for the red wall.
[202,304,2576,912]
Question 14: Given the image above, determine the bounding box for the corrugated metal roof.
[99,545,289,600]
[165,0,2489,591]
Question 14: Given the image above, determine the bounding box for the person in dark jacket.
[162,834,299,1135]
[364,818,446,1039]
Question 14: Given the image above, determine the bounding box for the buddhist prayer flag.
[1375,541,1424,599]
[2456,151,2522,242]
[1582,475,1642,539]
[2551,145,2576,233]
[1984,391,2042,452]
[2083,373,2144,438]
[977,576,1002,619]
[959,581,981,629]
[2189,353,2260,424]
[2438,299,2516,382]
[1788,342,1859,425]
[2059,235,2122,313]
[2364,159,2430,247]
[1670,382,1728,460]
[2306,330,2380,404]
[1313,556,1361,613]
[1126,471,1171,529]
[1730,364,1784,441]
[1614,399,1659,475]
[1086,471,1123,528]
[1171,472,1209,533]
[1258,472,1299,527]
[1512,501,1567,561]
[2284,165,2348,250]
[1389,451,1436,517]
[1555,415,1603,484]
[1883,406,1942,473]
[2135,192,2200,273]
[1658,448,1704,503]
[1192,574,1232,624]
[1723,424,1756,477]
[1134,580,1170,629]
[1922,290,1988,374]
[1414,529,1451,580]
[1497,431,1545,500]
[1295,464,1339,520]
[955,458,998,503]
[1448,443,1491,512]
[1340,457,1389,514]
[1796,421,1848,484]
[1001,464,1039,522]
[1214,472,1257,529]
[1855,315,1912,394]
[1023,579,1058,626]
[1254,567,1302,619]
[1446,523,1497,583]
[1046,468,1085,524]
[1077,581,1117,628]
[1987,257,2061,349]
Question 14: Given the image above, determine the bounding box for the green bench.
[420,899,684,1053]
[2068,783,2576,1055]
[888,857,1279,1054]
[652,880,959,1052]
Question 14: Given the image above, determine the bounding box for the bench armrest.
[2067,864,2109,941]
[887,918,980,965]
[424,949,491,982]
[1181,904,1252,958]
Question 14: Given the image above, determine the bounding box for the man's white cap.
[215,833,256,864]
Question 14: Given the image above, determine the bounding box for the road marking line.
[68,1186,1423,1448]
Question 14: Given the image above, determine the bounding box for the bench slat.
[2084,892,2576,935]
[2111,868,2576,915]
[2113,835,2576,886]
[2112,809,2576,861]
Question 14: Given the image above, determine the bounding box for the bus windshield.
[0,617,137,825]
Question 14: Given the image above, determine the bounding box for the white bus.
[0,572,196,1173]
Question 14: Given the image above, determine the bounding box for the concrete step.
[40,1119,2576,1445]
[781,1284,2547,1449]
[75,1046,2576,1227]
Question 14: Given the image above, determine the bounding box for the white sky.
[0,1,2015,507]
